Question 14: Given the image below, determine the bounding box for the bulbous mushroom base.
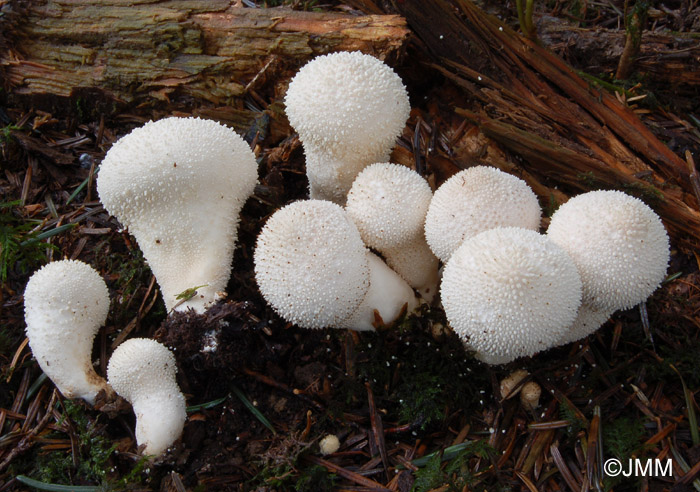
[341,252,418,331]
[133,390,187,457]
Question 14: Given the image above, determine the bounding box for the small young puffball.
[319,434,341,455]
[500,369,529,400]
[97,117,258,313]
[107,338,186,457]
[346,163,439,300]
[425,166,542,263]
[547,190,669,311]
[441,227,581,364]
[285,52,410,204]
[24,260,112,404]
[520,381,542,411]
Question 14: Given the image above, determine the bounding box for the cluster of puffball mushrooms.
[23,51,670,458]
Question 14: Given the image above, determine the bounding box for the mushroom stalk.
[107,338,186,456]
[341,252,418,331]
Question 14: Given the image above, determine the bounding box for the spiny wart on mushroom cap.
[345,163,438,298]
[557,303,613,346]
[441,227,582,365]
[24,259,112,404]
[284,51,410,204]
[547,190,670,311]
[254,200,417,331]
[425,166,542,263]
[97,117,258,314]
[107,338,186,457]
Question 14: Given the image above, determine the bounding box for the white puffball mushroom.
[520,381,542,411]
[499,369,529,400]
[284,52,410,204]
[425,166,542,263]
[254,200,417,330]
[107,338,186,457]
[24,259,112,404]
[557,303,613,346]
[319,434,341,455]
[547,190,670,311]
[346,163,439,299]
[255,200,369,329]
[441,227,582,365]
[97,117,258,313]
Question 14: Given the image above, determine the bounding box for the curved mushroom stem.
[383,235,439,302]
[341,252,418,331]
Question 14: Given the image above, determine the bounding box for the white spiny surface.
[441,227,581,365]
[425,166,542,262]
[24,260,111,404]
[547,190,669,311]
[107,338,186,456]
[285,52,410,203]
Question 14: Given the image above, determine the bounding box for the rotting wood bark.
[369,0,699,248]
[538,16,700,89]
[0,1,409,105]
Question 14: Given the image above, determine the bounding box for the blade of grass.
[404,441,474,468]
[231,385,276,435]
[186,395,227,413]
[66,165,99,205]
[20,223,77,247]
[15,475,102,491]
[670,364,699,446]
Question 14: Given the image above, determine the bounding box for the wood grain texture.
[1,1,409,104]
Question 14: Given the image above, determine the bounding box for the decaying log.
[538,16,700,89]
[0,0,409,105]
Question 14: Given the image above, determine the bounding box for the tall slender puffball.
[24,260,112,404]
[346,163,439,299]
[97,117,258,313]
[254,200,416,331]
[547,190,670,311]
[107,338,186,457]
[284,51,411,204]
[424,166,542,263]
[441,228,582,365]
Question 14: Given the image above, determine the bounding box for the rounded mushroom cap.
[98,116,257,229]
[441,227,581,365]
[346,163,433,250]
[97,116,258,312]
[24,259,111,403]
[284,51,410,160]
[425,166,542,262]
[24,259,110,336]
[547,190,670,311]
[107,338,179,403]
[254,200,369,329]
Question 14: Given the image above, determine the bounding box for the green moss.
[412,440,496,492]
[0,200,59,285]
